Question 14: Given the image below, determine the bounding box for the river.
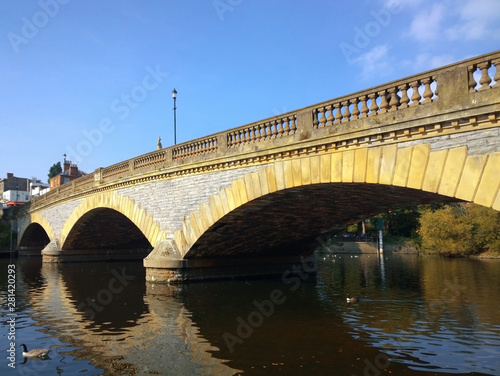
[1,252,499,375]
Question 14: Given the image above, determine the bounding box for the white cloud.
[445,0,500,40]
[408,3,446,42]
[407,0,500,42]
[354,44,392,81]
[414,53,456,70]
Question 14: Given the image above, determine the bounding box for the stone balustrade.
[227,113,298,148]
[313,75,437,128]
[469,58,500,92]
[173,136,218,160]
[28,50,499,211]
[134,150,167,170]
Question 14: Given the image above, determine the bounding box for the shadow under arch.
[176,144,500,259]
[60,191,165,250]
[62,207,152,252]
[17,212,55,255]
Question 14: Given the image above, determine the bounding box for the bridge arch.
[60,191,166,250]
[176,144,500,258]
[18,212,55,253]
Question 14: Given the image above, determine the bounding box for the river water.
[1,253,500,376]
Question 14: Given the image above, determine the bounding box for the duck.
[19,344,50,359]
[346,293,359,303]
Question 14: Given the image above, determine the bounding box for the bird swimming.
[346,293,359,303]
[19,344,50,359]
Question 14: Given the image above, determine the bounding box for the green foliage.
[384,208,420,238]
[48,161,62,182]
[418,203,500,256]
[0,222,11,247]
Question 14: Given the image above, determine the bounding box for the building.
[31,178,50,197]
[0,173,30,208]
[49,160,85,190]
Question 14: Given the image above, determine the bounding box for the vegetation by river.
[343,203,500,258]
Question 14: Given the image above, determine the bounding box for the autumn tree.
[418,203,500,256]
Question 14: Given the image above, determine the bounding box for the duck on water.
[346,293,359,303]
[20,344,50,359]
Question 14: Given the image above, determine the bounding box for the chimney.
[64,160,71,174]
[7,173,13,179]
[69,163,78,177]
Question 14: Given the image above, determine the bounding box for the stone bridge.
[16,51,500,282]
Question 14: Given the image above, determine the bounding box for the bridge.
[16,50,500,282]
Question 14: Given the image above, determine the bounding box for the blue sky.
[1,0,499,183]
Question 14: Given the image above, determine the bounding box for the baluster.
[289,116,297,134]
[334,102,343,123]
[421,77,433,103]
[313,109,319,129]
[255,125,261,141]
[239,129,245,144]
[409,80,421,106]
[270,120,278,138]
[478,61,492,91]
[326,104,334,126]
[399,84,409,108]
[265,122,271,139]
[259,123,264,139]
[341,101,351,122]
[261,123,267,140]
[359,95,369,118]
[368,93,378,116]
[378,90,388,114]
[351,98,360,120]
[388,87,399,111]
[493,59,500,88]
[254,124,261,141]
[468,65,477,92]
[249,126,256,142]
[276,119,283,137]
[283,117,290,135]
[319,107,327,127]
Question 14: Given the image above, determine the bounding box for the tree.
[418,203,500,256]
[48,162,62,182]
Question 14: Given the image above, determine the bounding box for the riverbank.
[319,240,418,254]
[321,240,500,259]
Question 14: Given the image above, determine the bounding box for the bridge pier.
[41,240,150,262]
[144,255,317,283]
[144,239,318,283]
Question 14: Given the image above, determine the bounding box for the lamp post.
[172,88,177,145]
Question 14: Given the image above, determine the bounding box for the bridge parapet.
[29,50,499,213]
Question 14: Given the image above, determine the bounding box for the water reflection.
[0,255,499,375]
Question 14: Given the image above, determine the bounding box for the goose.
[19,344,50,358]
[346,293,359,303]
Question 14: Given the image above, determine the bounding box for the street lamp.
[172,88,177,145]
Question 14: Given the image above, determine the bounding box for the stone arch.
[175,144,500,257]
[18,212,56,246]
[60,191,166,249]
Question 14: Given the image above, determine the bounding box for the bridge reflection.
[12,256,500,375]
